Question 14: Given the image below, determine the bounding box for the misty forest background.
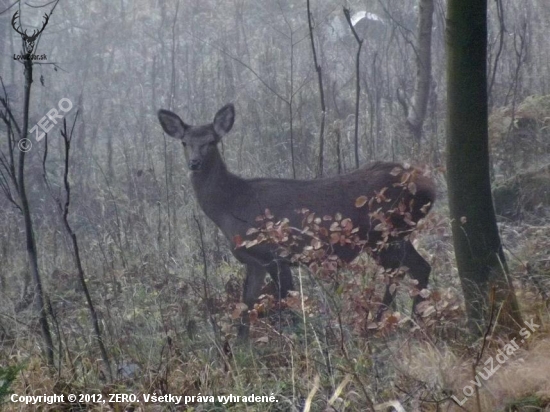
[1,0,550,411]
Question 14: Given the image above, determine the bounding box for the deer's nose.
[189,159,202,170]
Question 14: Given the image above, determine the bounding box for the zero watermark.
[451,318,540,406]
[31,97,73,141]
[19,98,73,152]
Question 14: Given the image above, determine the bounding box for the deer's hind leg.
[377,240,431,319]
[265,260,293,301]
[238,262,268,340]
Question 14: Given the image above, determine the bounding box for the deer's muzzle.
[189,159,202,171]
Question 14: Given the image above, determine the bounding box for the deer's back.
[226,161,435,245]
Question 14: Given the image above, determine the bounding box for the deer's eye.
[182,141,187,147]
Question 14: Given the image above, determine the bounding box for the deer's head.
[158,104,234,172]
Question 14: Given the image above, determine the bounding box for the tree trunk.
[407,0,434,144]
[446,0,522,335]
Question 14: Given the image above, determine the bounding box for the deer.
[157,104,435,339]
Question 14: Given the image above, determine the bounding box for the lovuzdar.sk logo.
[12,11,49,61]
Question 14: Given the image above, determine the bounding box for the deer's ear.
[213,104,235,137]
[158,109,188,138]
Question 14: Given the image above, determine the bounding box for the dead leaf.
[231,303,248,319]
[386,313,400,325]
[245,239,258,248]
[414,300,431,313]
[390,167,402,176]
[233,235,244,247]
[431,290,442,302]
[355,196,368,208]
[420,305,436,317]
[311,238,323,250]
[374,223,386,231]
[404,217,416,227]
[420,202,431,215]
[330,233,340,245]
[330,222,341,231]
[419,289,431,299]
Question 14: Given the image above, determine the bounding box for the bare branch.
[307,0,326,177]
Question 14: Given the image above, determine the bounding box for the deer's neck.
[190,149,247,222]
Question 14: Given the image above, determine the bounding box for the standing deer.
[158,104,435,338]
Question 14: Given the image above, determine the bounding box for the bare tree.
[0,51,55,369]
[343,7,363,169]
[406,0,434,144]
[43,118,113,381]
[306,0,326,177]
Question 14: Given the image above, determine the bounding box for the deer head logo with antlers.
[12,11,50,55]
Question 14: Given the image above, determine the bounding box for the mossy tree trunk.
[446,0,523,335]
